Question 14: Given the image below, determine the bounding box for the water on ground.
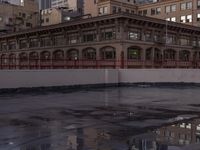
[0,86,200,150]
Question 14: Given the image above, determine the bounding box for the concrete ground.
[0,86,200,150]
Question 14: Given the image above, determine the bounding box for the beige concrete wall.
[1,69,200,89]
[120,69,200,83]
[0,69,119,89]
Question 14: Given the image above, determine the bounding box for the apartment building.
[138,0,200,26]
[0,0,39,33]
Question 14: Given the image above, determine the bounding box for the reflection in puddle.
[3,118,200,150]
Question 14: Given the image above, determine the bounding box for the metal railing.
[0,58,199,70]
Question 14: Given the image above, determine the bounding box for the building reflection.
[129,118,200,150]
[19,118,200,150]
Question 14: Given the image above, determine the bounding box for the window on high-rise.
[112,6,117,14]
[186,15,192,22]
[180,16,186,23]
[186,2,192,9]
[181,3,186,10]
[165,6,170,13]
[171,17,176,22]
[156,7,161,14]
[198,0,200,9]
[171,5,176,12]
[151,8,156,15]
[197,13,200,21]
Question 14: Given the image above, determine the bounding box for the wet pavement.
[1,86,200,150]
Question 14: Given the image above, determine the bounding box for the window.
[197,13,200,21]
[156,7,161,14]
[46,18,49,23]
[55,35,65,45]
[41,37,52,47]
[145,30,152,41]
[19,39,27,49]
[171,5,176,12]
[82,30,97,42]
[128,29,141,40]
[181,3,186,10]
[1,42,7,51]
[99,6,108,15]
[198,0,200,9]
[151,8,156,15]
[104,6,108,14]
[171,17,176,22]
[180,36,190,46]
[186,15,192,22]
[143,10,147,16]
[30,38,39,48]
[112,6,117,14]
[100,28,116,41]
[8,41,16,50]
[186,2,192,9]
[181,15,186,23]
[165,6,170,13]
[68,32,79,44]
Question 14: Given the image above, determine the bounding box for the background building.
[84,0,138,17]
[138,0,200,27]
[0,0,39,33]
[41,0,83,26]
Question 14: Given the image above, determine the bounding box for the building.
[0,13,200,69]
[41,0,83,26]
[0,0,39,33]
[85,0,200,28]
[84,0,139,17]
[138,0,200,27]
[38,0,52,10]
[41,8,74,26]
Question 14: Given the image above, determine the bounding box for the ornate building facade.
[0,12,200,69]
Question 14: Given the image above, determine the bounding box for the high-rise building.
[138,0,200,27]
[38,0,51,9]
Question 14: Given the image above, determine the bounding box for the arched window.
[146,48,152,60]
[9,54,16,64]
[29,52,39,61]
[100,46,116,60]
[179,50,190,61]
[67,49,79,60]
[19,53,28,63]
[40,51,51,62]
[82,48,96,60]
[127,46,142,60]
[1,54,7,65]
[154,48,162,61]
[53,50,64,61]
